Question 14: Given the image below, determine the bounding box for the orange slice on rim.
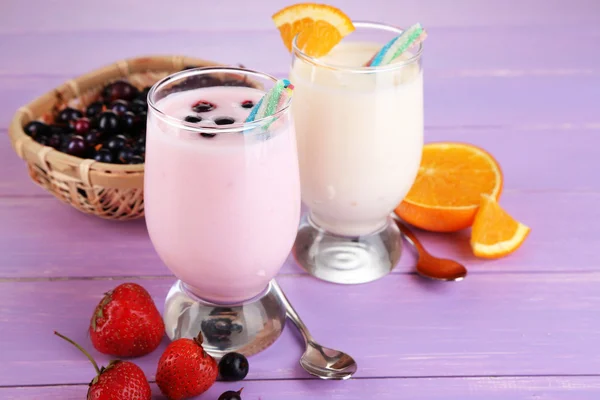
[394,142,503,232]
[272,3,355,57]
[470,194,531,259]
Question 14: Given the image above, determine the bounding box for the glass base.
[163,280,286,357]
[293,214,402,284]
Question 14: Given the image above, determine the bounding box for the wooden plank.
[3,73,600,131]
[3,126,598,197]
[2,0,599,33]
[0,192,597,277]
[2,274,600,386]
[2,376,600,399]
[1,27,599,77]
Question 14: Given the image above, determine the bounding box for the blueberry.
[86,101,105,118]
[110,100,130,115]
[192,100,215,113]
[218,389,243,400]
[97,111,121,134]
[138,111,147,131]
[84,130,104,148]
[128,155,144,164]
[184,115,202,123]
[35,135,50,146]
[121,111,140,134]
[218,352,249,381]
[117,147,135,164]
[66,135,87,157]
[134,136,146,154]
[106,134,129,152]
[102,80,139,102]
[240,100,254,109]
[94,148,114,163]
[48,133,62,149]
[24,121,50,139]
[137,86,151,102]
[214,117,235,126]
[57,107,83,126]
[131,98,148,114]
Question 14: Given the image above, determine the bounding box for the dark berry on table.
[184,115,202,123]
[106,134,129,152]
[74,117,91,134]
[201,132,217,138]
[218,389,243,400]
[57,107,83,126]
[117,147,135,164]
[128,155,144,164]
[121,111,141,134]
[102,80,139,102]
[110,99,130,115]
[84,130,104,148]
[94,148,114,163]
[214,117,235,126]
[192,100,216,113]
[241,100,254,109]
[86,101,105,118]
[48,133,62,149]
[97,111,121,134]
[131,98,148,114]
[66,135,87,157]
[24,121,50,139]
[218,352,249,381]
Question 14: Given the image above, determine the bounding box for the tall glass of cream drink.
[145,67,301,356]
[290,22,424,284]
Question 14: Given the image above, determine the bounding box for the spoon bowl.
[300,341,358,380]
[271,281,358,380]
[393,218,467,281]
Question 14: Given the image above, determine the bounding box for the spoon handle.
[271,280,315,343]
[394,219,431,258]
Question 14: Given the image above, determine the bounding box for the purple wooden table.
[2,0,600,398]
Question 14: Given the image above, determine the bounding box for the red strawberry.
[54,331,151,400]
[89,282,164,357]
[156,332,218,400]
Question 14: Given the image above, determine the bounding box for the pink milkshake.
[145,73,300,304]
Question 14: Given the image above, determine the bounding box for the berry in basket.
[23,78,150,165]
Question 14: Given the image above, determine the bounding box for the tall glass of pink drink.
[145,67,300,356]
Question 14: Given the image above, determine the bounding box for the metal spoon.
[393,218,468,281]
[271,280,358,380]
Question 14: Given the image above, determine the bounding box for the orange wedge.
[471,194,531,259]
[272,3,355,57]
[395,142,503,232]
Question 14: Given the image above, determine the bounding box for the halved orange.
[394,142,503,232]
[272,3,355,57]
[471,194,530,259]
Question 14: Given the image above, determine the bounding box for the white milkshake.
[290,41,423,236]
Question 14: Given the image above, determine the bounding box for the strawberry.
[156,332,218,400]
[89,282,164,357]
[54,331,151,400]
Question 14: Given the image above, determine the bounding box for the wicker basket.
[8,55,224,221]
